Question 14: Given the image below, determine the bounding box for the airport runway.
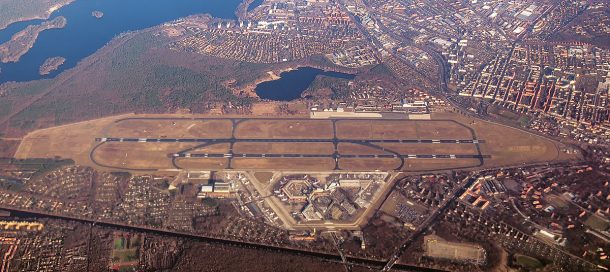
[89,117,488,171]
[92,136,488,171]
[173,153,489,159]
[96,137,485,144]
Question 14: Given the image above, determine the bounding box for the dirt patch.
[232,158,335,170]
[235,119,333,139]
[233,142,334,155]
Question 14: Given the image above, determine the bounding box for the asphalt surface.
[89,117,488,171]
[175,153,489,159]
[96,137,485,144]
[93,136,488,171]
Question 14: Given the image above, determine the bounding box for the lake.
[254,67,356,101]
[0,0,261,84]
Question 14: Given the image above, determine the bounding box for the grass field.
[335,120,472,139]
[234,119,333,139]
[174,158,228,169]
[514,254,543,269]
[233,142,334,155]
[584,214,610,231]
[434,112,574,168]
[14,113,577,172]
[424,235,486,264]
[105,118,233,138]
[253,172,274,183]
[231,158,336,170]
[545,195,569,209]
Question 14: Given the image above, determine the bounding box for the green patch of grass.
[515,254,543,269]
[4,158,74,179]
[367,63,393,77]
[114,237,124,250]
[113,249,138,262]
[585,214,610,232]
[0,178,23,191]
[545,195,569,209]
[519,116,532,127]
[118,266,137,272]
[202,197,218,207]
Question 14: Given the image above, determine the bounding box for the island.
[39,56,66,75]
[0,16,67,63]
[0,0,74,30]
[91,10,104,19]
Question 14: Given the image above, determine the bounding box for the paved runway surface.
[96,137,485,144]
[91,117,488,171]
[174,153,489,159]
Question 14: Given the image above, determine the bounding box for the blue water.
[0,0,245,84]
[0,19,45,44]
[255,67,355,101]
[248,0,264,11]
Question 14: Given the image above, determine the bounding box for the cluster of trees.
[6,30,268,130]
[306,75,352,100]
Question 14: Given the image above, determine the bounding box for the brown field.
[231,158,336,170]
[432,112,577,167]
[424,235,486,263]
[92,142,196,170]
[14,113,578,172]
[189,143,231,153]
[233,142,334,155]
[253,172,274,183]
[174,158,228,169]
[378,143,479,155]
[105,119,233,138]
[15,115,123,164]
[339,158,401,171]
[335,120,472,139]
[234,119,333,139]
[403,159,482,171]
[337,143,387,155]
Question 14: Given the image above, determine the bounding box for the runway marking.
[96,137,486,144]
[178,153,490,159]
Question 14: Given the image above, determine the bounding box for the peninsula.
[0,16,67,63]
[0,0,73,30]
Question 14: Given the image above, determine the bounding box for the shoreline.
[39,56,66,76]
[232,64,357,99]
[235,67,299,98]
[0,0,75,31]
[0,16,68,63]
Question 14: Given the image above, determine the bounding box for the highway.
[381,177,478,271]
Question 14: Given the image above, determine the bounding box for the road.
[0,205,447,272]
[381,176,477,271]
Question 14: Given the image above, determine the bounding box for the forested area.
[305,76,352,100]
[4,30,266,131]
